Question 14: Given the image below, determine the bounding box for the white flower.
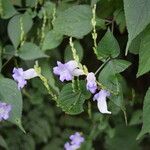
[23,68,38,79]
[93,90,111,114]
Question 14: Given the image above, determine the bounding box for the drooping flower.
[0,102,12,121]
[53,60,84,82]
[86,72,97,93]
[64,132,84,150]
[93,90,111,114]
[12,68,38,90]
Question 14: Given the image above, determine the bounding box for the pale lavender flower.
[12,68,38,90]
[64,142,80,150]
[93,90,111,114]
[12,68,27,89]
[53,61,72,82]
[65,61,84,77]
[0,102,12,121]
[64,142,72,150]
[86,72,97,93]
[64,132,84,150]
[53,60,84,82]
[70,132,84,146]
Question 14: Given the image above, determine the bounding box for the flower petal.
[0,102,12,121]
[86,72,97,93]
[23,69,38,79]
[97,98,111,114]
[72,69,84,76]
[65,60,78,72]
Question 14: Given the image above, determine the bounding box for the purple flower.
[64,132,84,150]
[0,102,11,121]
[12,68,27,89]
[64,142,80,150]
[53,60,84,82]
[93,90,111,114]
[86,72,97,93]
[70,132,84,146]
[12,68,38,90]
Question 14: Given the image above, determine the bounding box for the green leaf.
[12,0,22,6]
[124,0,150,55]
[96,0,122,19]
[111,59,131,73]
[26,0,37,7]
[6,131,35,150]
[128,35,141,55]
[137,33,150,77]
[39,60,60,95]
[99,60,130,119]
[0,78,23,130]
[128,24,150,55]
[113,9,126,33]
[57,81,91,115]
[80,140,94,150]
[42,138,62,150]
[64,40,83,62]
[53,5,92,38]
[29,119,51,143]
[8,13,33,49]
[44,1,56,17]
[21,135,35,150]
[42,30,63,51]
[96,18,106,30]
[97,29,120,60]
[3,45,15,59]
[129,110,142,126]
[91,0,100,6]
[109,74,125,111]
[106,125,140,150]
[137,87,150,139]
[128,25,150,55]
[60,116,87,128]
[18,42,48,60]
[1,0,17,19]
[98,59,131,93]
[0,135,8,149]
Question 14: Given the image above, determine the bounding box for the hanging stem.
[34,61,57,101]
[52,7,56,28]
[20,17,25,47]
[40,9,47,44]
[91,4,98,55]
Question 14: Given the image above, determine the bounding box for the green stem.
[1,56,13,70]
[88,101,92,119]
[95,58,110,75]
[123,110,128,126]
[22,89,32,100]
[111,19,114,33]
